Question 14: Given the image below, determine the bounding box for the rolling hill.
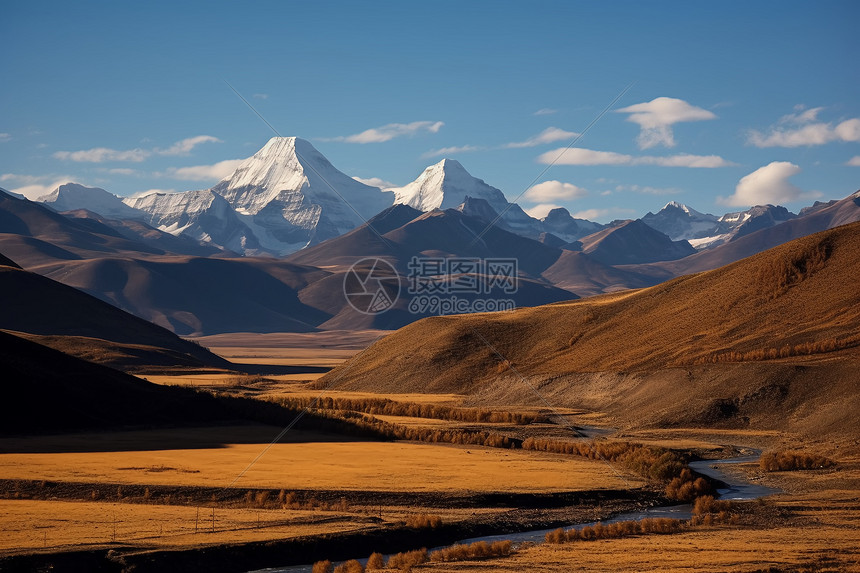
[0,330,233,434]
[0,330,386,438]
[0,255,233,371]
[30,256,330,336]
[319,222,860,442]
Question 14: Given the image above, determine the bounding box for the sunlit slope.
[322,221,860,394]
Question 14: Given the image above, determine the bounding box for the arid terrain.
[2,335,858,571]
[1,225,859,573]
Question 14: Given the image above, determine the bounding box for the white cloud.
[54,147,150,163]
[536,147,734,168]
[504,127,578,148]
[616,97,716,149]
[534,108,558,116]
[331,121,444,144]
[539,147,633,165]
[53,135,222,162]
[638,154,734,168]
[747,105,860,147]
[846,156,860,166]
[572,207,636,221]
[421,145,482,158]
[0,173,78,199]
[615,184,681,195]
[0,133,11,142]
[253,93,269,100]
[523,180,587,202]
[163,159,244,181]
[835,119,860,141]
[780,106,824,124]
[157,135,221,156]
[524,203,564,219]
[352,176,398,189]
[719,161,820,206]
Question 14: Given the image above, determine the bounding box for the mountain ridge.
[315,221,860,443]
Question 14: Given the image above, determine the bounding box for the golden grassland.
[203,347,354,368]
[0,428,637,493]
[3,338,858,570]
[188,330,390,350]
[261,386,466,405]
[142,371,466,403]
[0,500,364,554]
[329,460,859,572]
[0,498,504,556]
[414,489,860,572]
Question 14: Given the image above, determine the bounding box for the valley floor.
[417,481,860,572]
[1,338,857,572]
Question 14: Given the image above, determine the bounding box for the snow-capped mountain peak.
[213,136,390,217]
[642,200,719,241]
[39,183,144,219]
[127,136,395,255]
[392,158,509,212]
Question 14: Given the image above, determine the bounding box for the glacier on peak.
[40,183,144,220]
[125,189,264,255]
[392,158,509,213]
[209,136,395,250]
[126,137,395,255]
[392,159,604,242]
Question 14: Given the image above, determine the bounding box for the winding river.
[254,450,779,572]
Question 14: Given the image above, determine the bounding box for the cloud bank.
[747,106,860,147]
[505,127,578,148]
[54,135,222,163]
[331,121,444,144]
[537,147,734,168]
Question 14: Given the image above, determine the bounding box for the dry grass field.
[0,432,635,493]
[0,499,367,555]
[0,376,642,563]
[413,467,860,572]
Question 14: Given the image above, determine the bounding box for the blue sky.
[2,0,858,222]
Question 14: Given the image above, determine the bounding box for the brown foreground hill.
[321,222,860,446]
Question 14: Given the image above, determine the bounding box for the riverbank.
[0,489,655,573]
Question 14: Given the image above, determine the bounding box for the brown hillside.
[0,261,232,371]
[319,223,860,440]
[0,252,19,269]
[320,223,860,441]
[0,330,236,435]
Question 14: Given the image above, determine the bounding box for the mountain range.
[2,135,859,336]
[641,201,797,249]
[24,136,838,258]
